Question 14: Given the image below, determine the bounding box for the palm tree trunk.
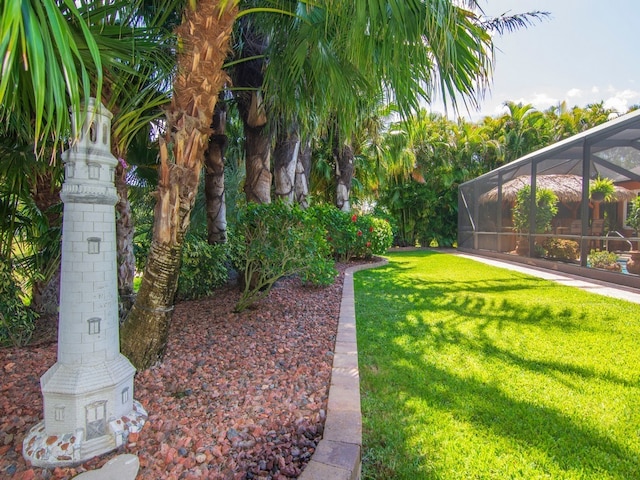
[273,125,299,204]
[205,100,228,244]
[121,0,238,370]
[335,143,354,212]
[294,138,312,208]
[232,20,271,205]
[242,93,271,204]
[115,159,136,319]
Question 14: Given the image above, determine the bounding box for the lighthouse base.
[22,400,147,468]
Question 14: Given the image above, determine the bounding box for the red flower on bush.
[366,241,371,247]
[369,226,374,232]
[357,230,362,236]
[351,214,358,222]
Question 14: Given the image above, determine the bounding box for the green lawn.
[355,250,640,480]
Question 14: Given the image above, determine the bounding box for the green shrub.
[587,249,621,271]
[233,202,336,312]
[542,238,580,261]
[0,257,38,347]
[309,205,393,261]
[627,198,640,237]
[513,185,558,234]
[532,242,547,258]
[176,235,229,301]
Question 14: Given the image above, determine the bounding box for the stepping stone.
[72,454,139,480]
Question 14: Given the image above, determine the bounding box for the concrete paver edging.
[299,258,388,480]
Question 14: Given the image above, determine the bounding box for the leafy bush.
[0,257,38,347]
[627,198,640,235]
[532,243,547,258]
[309,205,393,261]
[513,185,558,234]
[233,202,336,312]
[176,235,229,301]
[587,250,621,271]
[542,238,580,261]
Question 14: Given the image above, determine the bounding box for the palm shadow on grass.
[357,250,640,479]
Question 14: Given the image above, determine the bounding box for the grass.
[355,250,640,480]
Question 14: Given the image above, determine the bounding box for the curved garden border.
[299,257,388,480]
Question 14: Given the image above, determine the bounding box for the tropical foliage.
[0,257,38,347]
[0,0,618,368]
[233,202,336,312]
[308,205,393,261]
[512,185,559,234]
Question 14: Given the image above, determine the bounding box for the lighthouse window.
[88,317,101,335]
[88,162,101,180]
[87,237,101,254]
[103,124,108,145]
[65,161,75,179]
[54,406,65,422]
[89,122,97,143]
[121,387,129,404]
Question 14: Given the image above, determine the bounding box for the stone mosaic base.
[23,400,147,468]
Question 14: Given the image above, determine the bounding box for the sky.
[435,0,640,121]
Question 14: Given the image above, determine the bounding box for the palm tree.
[3,0,540,370]
[273,120,301,204]
[120,1,239,369]
[499,101,550,162]
[204,95,230,243]
[231,15,272,204]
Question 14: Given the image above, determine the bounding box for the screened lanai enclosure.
[458,109,640,288]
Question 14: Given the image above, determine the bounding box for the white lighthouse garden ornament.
[23,99,147,467]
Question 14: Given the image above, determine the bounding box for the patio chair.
[570,220,582,235]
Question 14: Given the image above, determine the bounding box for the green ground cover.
[355,250,640,480]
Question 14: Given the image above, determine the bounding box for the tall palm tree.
[120,1,239,369]
[3,0,533,370]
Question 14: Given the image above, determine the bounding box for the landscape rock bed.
[1,265,349,479]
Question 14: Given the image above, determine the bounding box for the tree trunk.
[231,20,271,204]
[121,0,238,371]
[115,159,136,320]
[294,138,312,208]
[204,100,228,244]
[273,126,299,204]
[335,143,354,212]
[241,93,271,204]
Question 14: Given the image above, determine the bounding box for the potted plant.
[512,185,558,255]
[625,198,640,274]
[589,176,615,203]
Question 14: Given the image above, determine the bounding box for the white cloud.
[567,88,583,98]
[603,88,640,113]
[519,92,559,111]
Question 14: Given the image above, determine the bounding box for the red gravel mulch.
[1,265,350,480]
